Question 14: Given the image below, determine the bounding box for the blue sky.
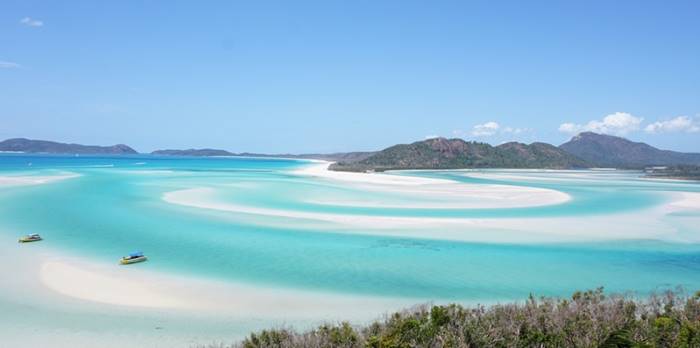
[1,1,699,153]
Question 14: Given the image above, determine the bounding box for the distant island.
[3,133,699,176]
[560,131,700,168]
[645,165,700,181]
[151,148,236,157]
[330,132,700,172]
[329,138,590,172]
[0,138,137,155]
[150,149,375,163]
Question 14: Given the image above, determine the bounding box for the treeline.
[329,138,590,173]
[646,165,700,180]
[200,288,700,348]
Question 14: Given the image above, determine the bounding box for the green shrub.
[214,289,700,348]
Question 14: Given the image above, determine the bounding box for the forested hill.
[0,138,137,155]
[559,132,700,168]
[329,137,591,172]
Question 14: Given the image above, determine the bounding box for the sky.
[1,1,699,153]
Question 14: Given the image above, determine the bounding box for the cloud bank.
[644,116,699,134]
[471,122,501,136]
[560,112,700,136]
[469,122,529,137]
[558,112,643,135]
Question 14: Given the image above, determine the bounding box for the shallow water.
[1,154,699,302]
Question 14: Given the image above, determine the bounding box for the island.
[330,133,700,173]
[0,138,138,155]
[645,165,700,180]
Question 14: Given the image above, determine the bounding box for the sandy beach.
[0,233,413,347]
[292,162,571,208]
[2,160,699,348]
[19,163,697,322]
[37,257,412,319]
[162,186,696,243]
[0,172,79,187]
[161,162,700,243]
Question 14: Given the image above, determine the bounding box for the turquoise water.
[1,154,700,301]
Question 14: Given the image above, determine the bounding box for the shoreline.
[1,160,699,347]
[292,161,571,207]
[36,254,413,317]
[0,234,416,347]
[159,162,700,244]
[0,172,80,187]
[162,186,694,243]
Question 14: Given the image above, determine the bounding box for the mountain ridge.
[329,137,591,172]
[559,132,700,168]
[0,138,138,155]
[150,148,375,162]
[3,134,698,171]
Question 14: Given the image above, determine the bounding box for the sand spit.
[291,162,570,208]
[0,172,80,188]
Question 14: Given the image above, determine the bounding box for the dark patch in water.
[371,238,442,251]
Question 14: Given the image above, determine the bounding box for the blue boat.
[120,251,147,265]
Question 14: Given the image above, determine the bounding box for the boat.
[120,251,147,265]
[18,234,42,243]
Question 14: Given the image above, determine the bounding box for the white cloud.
[558,123,579,134]
[471,121,500,136]
[558,112,643,135]
[644,116,700,134]
[456,122,531,138]
[424,135,440,139]
[503,127,529,134]
[20,17,43,27]
[0,61,20,69]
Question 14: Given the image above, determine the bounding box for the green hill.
[330,137,590,172]
[0,138,137,155]
[559,132,700,168]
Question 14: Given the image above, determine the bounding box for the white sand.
[162,160,577,232]
[36,256,410,320]
[2,165,698,347]
[664,192,700,211]
[161,188,699,244]
[0,236,412,348]
[40,261,189,309]
[291,161,457,186]
[292,162,570,208]
[160,163,700,244]
[461,171,623,183]
[0,172,79,187]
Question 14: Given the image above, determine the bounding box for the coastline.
[1,159,699,347]
[291,161,571,207]
[36,254,412,317]
[0,232,414,347]
[158,162,700,244]
[0,172,80,187]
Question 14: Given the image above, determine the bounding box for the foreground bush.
[205,288,700,348]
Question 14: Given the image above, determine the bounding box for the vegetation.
[645,165,700,181]
[0,137,137,154]
[559,132,700,168]
[200,288,700,348]
[330,137,590,172]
